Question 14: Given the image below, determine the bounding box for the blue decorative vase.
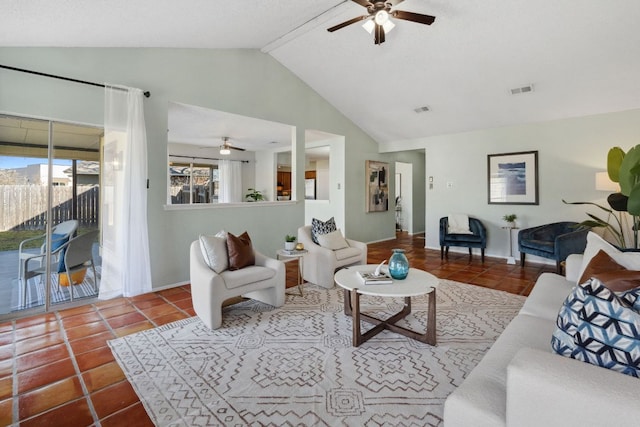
[388,249,409,280]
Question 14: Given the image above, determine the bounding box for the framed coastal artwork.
[487,150,539,205]
[366,160,389,212]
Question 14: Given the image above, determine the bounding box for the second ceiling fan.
[327,0,436,45]
[219,136,245,155]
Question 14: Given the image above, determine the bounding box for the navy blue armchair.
[518,222,589,273]
[439,217,487,261]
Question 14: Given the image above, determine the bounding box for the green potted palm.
[564,144,640,249]
[604,145,640,248]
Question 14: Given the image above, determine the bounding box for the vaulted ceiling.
[2,0,640,145]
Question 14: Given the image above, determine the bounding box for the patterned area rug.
[109,280,525,426]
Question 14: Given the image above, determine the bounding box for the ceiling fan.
[219,136,245,155]
[327,0,436,45]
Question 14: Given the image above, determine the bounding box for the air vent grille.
[413,106,430,113]
[510,85,534,95]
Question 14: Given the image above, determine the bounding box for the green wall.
[0,48,424,288]
[383,108,640,262]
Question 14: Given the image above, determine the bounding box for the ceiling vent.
[510,85,534,95]
[414,106,430,113]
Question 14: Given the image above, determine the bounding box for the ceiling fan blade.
[220,137,246,152]
[374,23,385,45]
[351,0,373,7]
[391,10,436,25]
[327,15,370,32]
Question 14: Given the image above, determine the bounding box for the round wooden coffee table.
[334,265,439,347]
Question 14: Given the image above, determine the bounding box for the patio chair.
[22,229,99,305]
[21,240,66,307]
[18,220,79,284]
[60,230,99,298]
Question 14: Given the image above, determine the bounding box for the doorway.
[395,162,413,233]
[304,130,346,230]
[0,114,102,318]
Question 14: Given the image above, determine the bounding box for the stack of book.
[357,271,393,285]
[282,249,306,255]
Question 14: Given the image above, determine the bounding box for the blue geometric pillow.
[551,278,640,377]
[311,217,336,245]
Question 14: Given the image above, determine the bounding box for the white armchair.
[297,225,367,288]
[190,240,285,330]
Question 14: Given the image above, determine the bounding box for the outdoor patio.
[0,245,101,316]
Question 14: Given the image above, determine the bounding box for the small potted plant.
[245,188,264,202]
[503,214,517,228]
[285,234,297,250]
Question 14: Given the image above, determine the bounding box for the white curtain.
[218,160,242,203]
[100,85,152,299]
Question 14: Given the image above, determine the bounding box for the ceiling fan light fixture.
[327,1,435,44]
[362,19,375,34]
[364,13,394,36]
[374,10,389,26]
[219,146,231,155]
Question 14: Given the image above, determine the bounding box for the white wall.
[0,47,383,288]
[382,109,640,261]
[17,164,71,185]
[315,159,330,200]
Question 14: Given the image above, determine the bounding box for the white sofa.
[444,253,640,427]
[297,225,367,288]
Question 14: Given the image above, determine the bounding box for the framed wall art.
[365,160,389,212]
[487,150,539,205]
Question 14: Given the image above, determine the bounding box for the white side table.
[502,227,518,264]
[276,249,308,296]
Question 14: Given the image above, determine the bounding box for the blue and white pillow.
[311,217,337,245]
[551,278,640,377]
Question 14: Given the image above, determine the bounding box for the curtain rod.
[170,154,249,163]
[0,64,151,98]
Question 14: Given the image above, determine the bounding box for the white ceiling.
[168,102,294,151]
[2,0,640,145]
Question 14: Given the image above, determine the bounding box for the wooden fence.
[0,185,99,231]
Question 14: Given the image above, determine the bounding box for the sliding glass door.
[0,114,102,318]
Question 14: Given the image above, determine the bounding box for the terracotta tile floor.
[0,232,555,426]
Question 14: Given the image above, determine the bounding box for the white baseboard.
[152,281,190,292]
[424,244,555,267]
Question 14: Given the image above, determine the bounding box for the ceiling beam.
[0,140,99,153]
[261,1,351,53]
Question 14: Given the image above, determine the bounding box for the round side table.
[276,249,308,296]
[502,227,518,264]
